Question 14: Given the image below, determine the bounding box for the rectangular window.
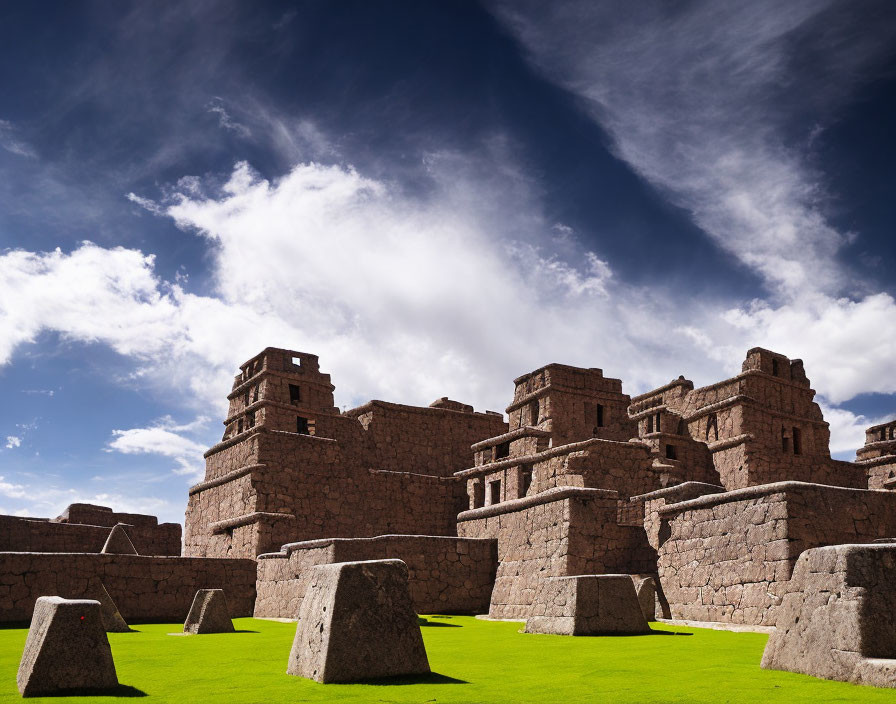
[289,384,301,405]
[246,412,255,429]
[781,426,790,453]
[665,444,677,460]
[792,427,801,455]
[488,479,501,506]
[244,389,250,406]
[253,385,259,403]
[772,358,779,377]
[646,414,654,433]
[296,416,309,435]
[237,418,244,434]
[495,441,510,460]
[596,403,604,428]
[291,356,302,367]
[528,399,539,426]
[520,467,533,497]
[473,481,485,509]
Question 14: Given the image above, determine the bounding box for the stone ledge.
[209,512,296,534]
[630,482,725,503]
[455,437,648,478]
[457,486,618,522]
[268,533,497,559]
[471,426,550,452]
[188,464,266,495]
[658,481,896,516]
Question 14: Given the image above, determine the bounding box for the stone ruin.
[287,559,430,683]
[183,589,235,634]
[1,345,896,687]
[17,596,118,696]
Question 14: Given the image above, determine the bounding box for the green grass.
[0,616,892,703]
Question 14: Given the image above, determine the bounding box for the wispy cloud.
[106,416,211,479]
[0,119,36,158]
[0,476,25,498]
[490,1,896,298]
[207,98,252,138]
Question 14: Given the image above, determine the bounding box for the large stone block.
[90,579,130,632]
[761,544,896,687]
[183,589,235,634]
[525,574,651,636]
[17,596,118,697]
[287,559,430,683]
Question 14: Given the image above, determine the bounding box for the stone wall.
[457,487,655,619]
[0,513,181,557]
[0,553,256,623]
[254,535,497,618]
[654,482,896,626]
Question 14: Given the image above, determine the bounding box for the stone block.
[633,576,656,620]
[90,579,130,632]
[17,596,118,696]
[101,524,137,555]
[287,559,430,683]
[183,589,235,634]
[525,574,651,636]
[761,544,896,687]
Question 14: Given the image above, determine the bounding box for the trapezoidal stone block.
[287,559,430,683]
[101,523,137,555]
[183,589,235,634]
[525,574,651,636]
[761,544,896,687]
[89,579,130,633]
[17,596,118,697]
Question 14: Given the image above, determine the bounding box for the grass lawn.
[0,616,892,703]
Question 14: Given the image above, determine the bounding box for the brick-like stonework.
[653,482,896,626]
[0,553,256,623]
[458,487,654,619]
[0,506,181,557]
[254,535,497,618]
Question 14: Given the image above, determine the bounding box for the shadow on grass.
[361,672,468,686]
[36,684,147,697]
[418,617,461,628]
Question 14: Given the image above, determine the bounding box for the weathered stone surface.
[0,552,256,623]
[255,535,497,619]
[287,559,430,683]
[184,589,234,634]
[525,574,651,636]
[101,523,138,555]
[17,596,118,696]
[633,575,656,620]
[761,544,896,687]
[89,579,129,632]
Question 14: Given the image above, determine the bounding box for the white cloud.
[0,475,25,498]
[490,1,894,300]
[820,403,889,456]
[107,418,211,479]
[207,98,252,138]
[0,119,36,158]
[4,436,21,449]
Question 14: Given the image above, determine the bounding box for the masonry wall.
[0,515,181,557]
[653,482,896,626]
[254,535,498,619]
[0,553,256,623]
[457,487,655,619]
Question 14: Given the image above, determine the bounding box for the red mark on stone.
[80,616,85,621]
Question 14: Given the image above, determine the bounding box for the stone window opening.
[488,479,501,506]
[252,385,259,403]
[246,412,255,429]
[244,389,250,406]
[528,400,539,426]
[647,414,654,433]
[781,426,790,453]
[706,413,719,442]
[494,442,510,460]
[472,481,485,509]
[655,411,662,433]
[237,418,244,434]
[296,416,310,435]
[596,403,604,428]
[665,444,677,460]
[291,356,302,368]
[792,426,802,455]
[772,358,779,377]
[289,384,301,405]
[520,466,533,497]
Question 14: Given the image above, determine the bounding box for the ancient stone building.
[185,348,507,559]
[2,343,895,674]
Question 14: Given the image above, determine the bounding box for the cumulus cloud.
[0,475,25,498]
[4,436,21,449]
[107,416,212,479]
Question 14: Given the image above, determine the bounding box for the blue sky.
[0,1,895,525]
